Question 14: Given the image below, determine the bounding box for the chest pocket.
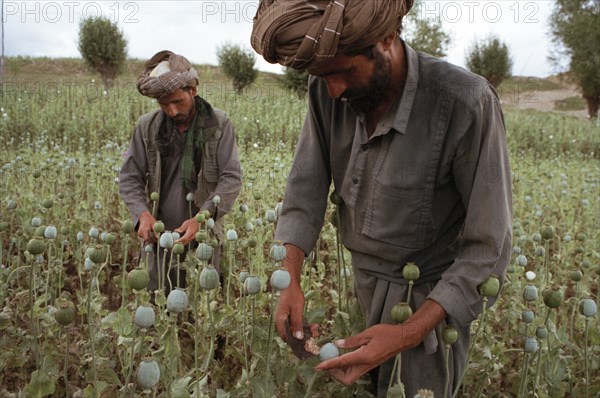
[202,128,221,183]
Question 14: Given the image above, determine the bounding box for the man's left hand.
[175,218,199,244]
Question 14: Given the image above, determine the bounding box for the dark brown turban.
[137,50,199,98]
[251,0,414,70]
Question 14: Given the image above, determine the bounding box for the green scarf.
[165,96,213,191]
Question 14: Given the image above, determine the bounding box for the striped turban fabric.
[251,0,414,70]
[137,50,199,98]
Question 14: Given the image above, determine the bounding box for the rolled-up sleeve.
[199,116,242,219]
[428,88,513,326]
[274,83,332,255]
[119,124,150,229]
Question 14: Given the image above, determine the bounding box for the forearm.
[400,299,446,350]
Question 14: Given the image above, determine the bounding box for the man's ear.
[380,33,397,52]
[189,86,198,96]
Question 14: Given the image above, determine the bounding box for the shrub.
[216,43,258,95]
[279,67,310,99]
[78,16,127,90]
[466,36,512,88]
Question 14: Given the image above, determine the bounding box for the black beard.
[345,50,391,114]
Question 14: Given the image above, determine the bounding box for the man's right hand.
[138,211,157,243]
[275,244,310,342]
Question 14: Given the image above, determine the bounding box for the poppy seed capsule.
[55,302,75,326]
[31,217,42,227]
[516,254,528,266]
[153,221,165,234]
[479,275,500,297]
[173,243,185,255]
[319,342,340,361]
[134,305,155,329]
[196,242,214,262]
[42,198,53,209]
[265,209,277,223]
[122,220,134,234]
[524,337,538,353]
[270,269,291,290]
[104,233,116,245]
[541,225,554,240]
[26,239,45,255]
[206,218,215,229]
[226,229,238,241]
[390,302,413,324]
[88,227,99,239]
[34,226,46,237]
[239,271,249,283]
[579,299,597,317]
[521,309,534,323]
[166,289,188,313]
[186,192,194,202]
[402,263,420,281]
[244,276,261,295]
[329,191,343,205]
[150,192,159,201]
[523,284,538,302]
[442,325,459,345]
[543,289,563,309]
[128,267,150,291]
[195,213,205,223]
[270,242,286,262]
[159,232,174,249]
[569,270,583,282]
[200,266,220,290]
[137,358,160,389]
[44,226,58,239]
[88,245,106,264]
[239,203,249,213]
[535,326,548,339]
[212,195,221,205]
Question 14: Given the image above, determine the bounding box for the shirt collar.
[373,40,419,137]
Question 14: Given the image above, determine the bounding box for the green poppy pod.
[196,242,214,262]
[479,275,500,297]
[402,263,420,281]
[137,358,160,389]
[329,191,343,205]
[270,269,291,290]
[153,221,165,234]
[442,325,459,345]
[569,270,583,282]
[26,238,45,255]
[523,284,538,302]
[540,225,554,240]
[150,192,159,202]
[521,309,534,323]
[173,243,185,255]
[536,326,548,339]
[166,289,188,313]
[524,337,538,353]
[270,242,286,262]
[134,305,155,329]
[244,276,261,295]
[390,302,413,324]
[542,288,562,309]
[88,245,106,264]
[579,298,597,318]
[199,266,220,290]
[55,302,75,326]
[122,220,134,234]
[128,267,150,291]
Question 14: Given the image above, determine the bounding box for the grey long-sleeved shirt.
[275,42,512,326]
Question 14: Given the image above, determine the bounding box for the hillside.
[1,56,588,118]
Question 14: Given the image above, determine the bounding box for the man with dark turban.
[252,1,512,396]
[119,50,242,292]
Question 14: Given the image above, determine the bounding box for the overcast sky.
[2,1,560,77]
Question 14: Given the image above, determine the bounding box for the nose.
[323,76,348,99]
[164,104,178,118]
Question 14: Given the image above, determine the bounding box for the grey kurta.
[119,100,242,290]
[275,42,512,396]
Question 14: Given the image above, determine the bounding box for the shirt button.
[352,177,359,184]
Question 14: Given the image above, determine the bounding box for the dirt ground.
[498,79,589,119]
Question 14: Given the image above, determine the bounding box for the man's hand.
[275,244,310,342]
[138,211,157,243]
[175,217,200,245]
[316,299,447,386]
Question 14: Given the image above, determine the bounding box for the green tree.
[403,0,450,58]
[279,67,310,99]
[216,43,258,94]
[78,16,127,90]
[466,36,513,88]
[550,0,600,119]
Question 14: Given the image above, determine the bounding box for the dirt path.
[499,82,588,119]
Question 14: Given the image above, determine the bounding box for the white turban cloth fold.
[137,50,199,98]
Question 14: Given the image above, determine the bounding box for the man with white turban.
[252,1,512,396]
[119,50,242,292]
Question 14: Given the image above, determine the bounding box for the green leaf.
[170,376,192,398]
[23,370,56,397]
[305,306,326,325]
